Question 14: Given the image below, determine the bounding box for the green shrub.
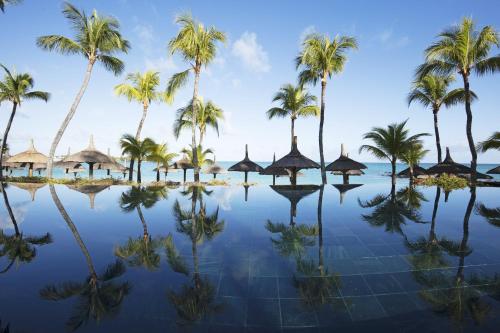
[421,174,468,190]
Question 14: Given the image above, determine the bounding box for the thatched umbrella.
[97,148,126,176]
[271,185,319,224]
[326,144,367,184]
[260,153,289,185]
[67,165,86,178]
[398,165,428,178]
[203,155,225,179]
[66,184,110,209]
[6,139,48,177]
[10,182,46,201]
[228,144,263,183]
[59,135,115,179]
[487,166,500,175]
[171,155,193,183]
[54,147,80,173]
[268,136,319,186]
[332,184,363,205]
[427,147,492,179]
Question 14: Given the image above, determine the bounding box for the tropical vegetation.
[119,134,155,183]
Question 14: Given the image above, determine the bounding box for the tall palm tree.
[416,17,500,184]
[115,186,166,270]
[0,0,21,13]
[181,145,214,169]
[115,71,163,181]
[400,143,428,183]
[359,120,429,185]
[477,131,500,152]
[408,74,474,162]
[37,2,130,178]
[296,33,358,184]
[119,134,155,183]
[266,83,319,147]
[45,185,130,331]
[0,183,52,273]
[0,65,49,179]
[166,13,226,182]
[174,97,224,147]
[147,142,178,182]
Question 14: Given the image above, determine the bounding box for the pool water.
[1,180,499,332]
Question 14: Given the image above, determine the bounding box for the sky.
[0,0,499,163]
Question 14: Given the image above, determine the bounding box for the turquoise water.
[1,176,500,331]
[6,162,500,184]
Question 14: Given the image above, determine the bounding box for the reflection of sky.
[0,200,31,229]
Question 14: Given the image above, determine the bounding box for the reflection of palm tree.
[358,184,425,235]
[475,203,500,227]
[0,182,52,273]
[266,221,317,258]
[115,186,168,271]
[165,186,224,324]
[42,185,130,331]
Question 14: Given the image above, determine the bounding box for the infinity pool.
[1,182,499,332]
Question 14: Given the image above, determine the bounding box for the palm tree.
[266,83,319,147]
[119,134,155,183]
[0,0,21,13]
[181,145,214,169]
[477,131,500,153]
[359,120,429,185]
[400,143,429,183]
[166,13,226,183]
[0,65,50,179]
[147,142,178,182]
[408,74,475,162]
[45,185,130,331]
[296,33,358,184]
[416,17,500,184]
[115,71,163,181]
[0,183,52,273]
[37,2,130,178]
[174,97,224,147]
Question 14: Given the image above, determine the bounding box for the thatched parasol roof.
[97,148,126,172]
[487,166,500,175]
[228,144,264,173]
[10,182,46,201]
[261,153,289,176]
[398,165,428,178]
[271,185,319,222]
[6,139,48,164]
[61,136,115,165]
[332,184,363,205]
[172,155,193,170]
[204,155,225,175]
[326,144,367,172]
[332,169,365,176]
[66,184,110,209]
[271,137,319,170]
[427,147,492,179]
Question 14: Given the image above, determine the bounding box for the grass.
[4,176,135,186]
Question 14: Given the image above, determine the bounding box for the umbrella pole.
[183,169,187,183]
[213,173,216,179]
[273,175,276,186]
[89,163,94,180]
[343,173,349,185]
[291,169,297,186]
[244,185,249,202]
[28,163,33,177]
[244,171,248,184]
[107,169,110,176]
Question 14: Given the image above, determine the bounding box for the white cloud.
[231,32,271,73]
[144,56,177,72]
[134,23,154,54]
[374,28,409,48]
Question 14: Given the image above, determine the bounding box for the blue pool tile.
[363,273,404,294]
[248,276,278,298]
[211,297,246,326]
[218,274,249,297]
[367,244,398,256]
[353,257,384,274]
[315,298,351,327]
[376,293,420,318]
[280,298,318,327]
[344,295,387,322]
[391,271,422,292]
[378,255,411,273]
[246,298,281,327]
[338,275,372,297]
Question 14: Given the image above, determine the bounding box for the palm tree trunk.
[457,186,475,283]
[137,159,142,183]
[192,67,201,183]
[433,109,442,163]
[317,185,324,273]
[291,117,295,149]
[391,158,397,186]
[430,186,441,242]
[49,184,97,278]
[136,206,149,240]
[0,182,20,235]
[0,102,17,180]
[46,60,95,179]
[409,165,414,185]
[129,105,149,182]
[461,74,477,185]
[319,80,327,184]
[156,162,160,182]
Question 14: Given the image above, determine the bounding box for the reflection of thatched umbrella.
[260,153,289,185]
[10,182,46,201]
[487,166,500,175]
[398,165,428,178]
[66,184,110,209]
[204,155,225,179]
[326,144,367,184]
[271,185,319,224]
[427,147,492,179]
[67,165,86,178]
[228,144,263,183]
[268,137,319,186]
[6,139,48,177]
[172,155,193,183]
[60,136,115,179]
[332,184,363,205]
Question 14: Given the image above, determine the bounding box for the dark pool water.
[1,181,499,332]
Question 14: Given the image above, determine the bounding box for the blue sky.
[0,0,499,163]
